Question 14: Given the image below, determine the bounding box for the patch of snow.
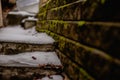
[0,52,62,67]
[41,75,63,80]
[16,0,39,13]
[21,17,38,23]
[17,0,39,8]
[0,25,55,44]
[8,11,35,16]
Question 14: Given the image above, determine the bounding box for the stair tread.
[0,25,55,44]
[0,51,62,68]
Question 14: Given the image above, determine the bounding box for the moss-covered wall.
[37,0,120,80]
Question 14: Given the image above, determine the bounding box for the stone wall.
[0,0,3,27]
[37,0,120,80]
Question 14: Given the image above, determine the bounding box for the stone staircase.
[0,25,67,80]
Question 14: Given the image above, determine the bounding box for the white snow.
[22,17,38,23]
[0,25,55,44]
[16,0,39,13]
[8,11,35,16]
[41,75,63,80]
[0,52,62,67]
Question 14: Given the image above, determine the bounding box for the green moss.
[79,68,95,80]
[101,0,105,4]
[64,23,68,29]
[38,11,46,17]
[77,21,86,26]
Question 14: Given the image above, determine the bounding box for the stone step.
[0,52,62,68]
[7,11,35,26]
[0,67,64,80]
[0,68,68,80]
[0,51,65,80]
[0,25,55,44]
[21,17,38,29]
[0,26,55,54]
[0,68,67,80]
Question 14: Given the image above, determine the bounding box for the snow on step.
[0,25,54,44]
[8,11,35,16]
[0,52,62,67]
[41,75,63,80]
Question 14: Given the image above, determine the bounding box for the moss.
[51,0,82,11]
[64,23,68,29]
[59,37,66,50]
[101,0,106,4]
[43,30,113,61]
[38,11,46,17]
[77,21,86,26]
[79,68,95,80]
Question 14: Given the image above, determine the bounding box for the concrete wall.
[37,0,120,80]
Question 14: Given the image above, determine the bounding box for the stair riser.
[0,42,55,55]
[0,67,64,80]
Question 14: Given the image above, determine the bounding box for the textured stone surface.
[82,0,120,21]
[37,30,120,80]
[22,21,36,29]
[37,0,120,80]
[7,14,29,25]
[37,21,120,59]
[38,0,83,20]
[0,67,63,80]
[0,42,55,55]
[38,0,120,21]
[39,0,81,12]
[56,49,94,80]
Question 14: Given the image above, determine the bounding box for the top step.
[0,25,55,44]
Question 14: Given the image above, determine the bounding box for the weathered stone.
[53,32,120,80]
[39,0,83,21]
[56,49,94,80]
[0,42,55,55]
[82,0,120,21]
[39,0,81,12]
[39,0,120,21]
[0,67,63,80]
[37,0,120,80]
[22,21,36,29]
[37,30,120,80]
[37,21,120,59]
[7,14,29,25]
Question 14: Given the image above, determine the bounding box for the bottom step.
[0,67,64,80]
[0,67,69,80]
[0,52,70,80]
